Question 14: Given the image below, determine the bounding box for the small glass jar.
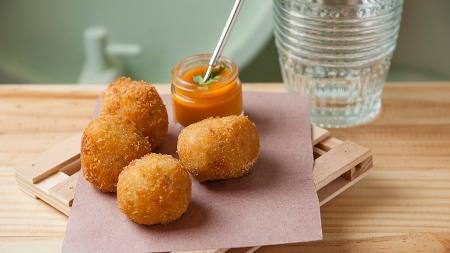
[171,54,243,127]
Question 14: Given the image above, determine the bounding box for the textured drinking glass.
[274,0,403,127]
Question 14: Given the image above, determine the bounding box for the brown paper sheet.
[62,92,322,253]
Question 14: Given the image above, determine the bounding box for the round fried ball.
[101,76,168,148]
[117,153,191,225]
[177,115,260,182]
[81,115,151,192]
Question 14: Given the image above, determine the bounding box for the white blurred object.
[0,0,273,83]
[78,26,141,84]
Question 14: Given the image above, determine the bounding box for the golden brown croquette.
[100,76,168,148]
[177,115,260,182]
[117,153,191,225]
[81,115,151,192]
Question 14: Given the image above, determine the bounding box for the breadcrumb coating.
[117,153,191,225]
[100,76,168,148]
[177,115,260,182]
[81,115,151,192]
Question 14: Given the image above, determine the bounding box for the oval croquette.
[81,115,151,192]
[101,76,168,148]
[177,115,260,182]
[117,153,191,225]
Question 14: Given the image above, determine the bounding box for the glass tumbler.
[274,0,403,127]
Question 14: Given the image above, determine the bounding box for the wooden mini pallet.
[15,126,372,253]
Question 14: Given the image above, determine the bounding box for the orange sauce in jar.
[171,54,243,127]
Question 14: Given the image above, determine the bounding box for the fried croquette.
[117,153,191,225]
[100,76,168,148]
[81,115,151,192]
[177,115,260,182]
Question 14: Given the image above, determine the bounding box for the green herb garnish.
[193,61,226,85]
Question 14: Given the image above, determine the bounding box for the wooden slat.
[15,133,82,183]
[317,165,371,206]
[342,157,373,181]
[313,141,371,190]
[313,147,327,158]
[312,126,330,145]
[316,136,344,151]
[59,158,81,176]
[15,176,71,216]
[48,172,80,207]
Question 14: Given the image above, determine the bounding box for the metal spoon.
[203,0,244,82]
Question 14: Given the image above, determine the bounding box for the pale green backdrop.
[0,0,449,83]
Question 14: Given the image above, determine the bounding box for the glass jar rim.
[172,53,239,91]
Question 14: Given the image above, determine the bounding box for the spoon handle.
[203,0,244,82]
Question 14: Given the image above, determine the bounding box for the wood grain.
[313,141,370,190]
[1,82,450,253]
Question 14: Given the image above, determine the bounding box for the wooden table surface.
[1,82,449,253]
